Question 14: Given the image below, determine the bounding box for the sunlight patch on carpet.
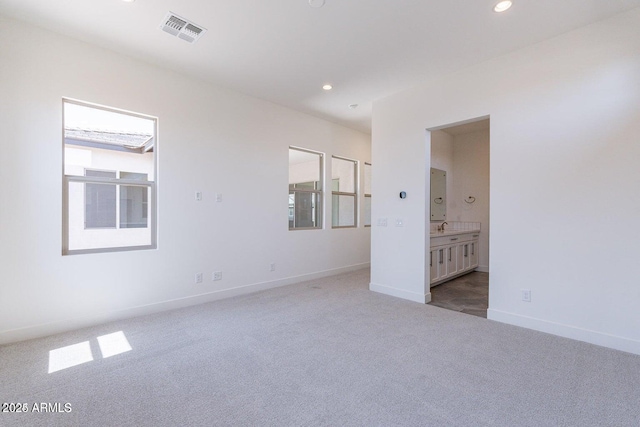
[48,341,93,373]
[48,331,132,373]
[97,331,132,358]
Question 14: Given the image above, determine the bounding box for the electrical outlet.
[215,193,222,203]
[395,219,404,227]
[270,263,276,272]
[195,272,203,284]
[195,191,202,201]
[377,218,388,227]
[521,289,531,302]
[213,271,222,281]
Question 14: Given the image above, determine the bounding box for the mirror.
[430,168,446,221]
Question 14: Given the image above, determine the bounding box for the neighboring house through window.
[63,99,157,254]
[84,169,117,229]
[84,170,148,229]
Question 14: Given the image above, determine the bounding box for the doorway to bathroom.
[427,117,490,317]
[429,272,489,318]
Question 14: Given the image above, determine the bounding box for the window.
[289,147,323,230]
[331,156,357,228]
[119,172,149,229]
[364,162,372,227]
[63,99,157,254]
[85,169,117,228]
[83,170,149,230]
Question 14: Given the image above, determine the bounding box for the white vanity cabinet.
[429,245,455,283]
[430,231,479,287]
[469,238,479,270]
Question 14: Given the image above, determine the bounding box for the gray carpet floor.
[1,268,639,426]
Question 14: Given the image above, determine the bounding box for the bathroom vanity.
[429,230,479,286]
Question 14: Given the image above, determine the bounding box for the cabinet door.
[470,240,479,269]
[456,243,464,274]
[430,249,446,283]
[429,249,438,283]
[461,243,471,270]
[446,244,458,277]
[430,247,448,284]
[436,247,447,281]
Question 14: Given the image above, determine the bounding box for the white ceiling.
[2,0,639,133]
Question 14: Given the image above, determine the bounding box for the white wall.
[450,130,490,271]
[371,8,640,354]
[429,130,454,175]
[0,15,371,344]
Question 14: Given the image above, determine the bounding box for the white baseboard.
[369,282,430,304]
[488,308,640,356]
[475,265,489,273]
[0,263,370,345]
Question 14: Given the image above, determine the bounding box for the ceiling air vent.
[160,12,206,44]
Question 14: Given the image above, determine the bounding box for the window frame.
[331,155,358,229]
[62,98,158,255]
[364,162,372,227]
[118,171,149,230]
[288,146,324,231]
[83,168,118,230]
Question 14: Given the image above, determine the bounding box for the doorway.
[427,117,490,317]
[429,272,488,318]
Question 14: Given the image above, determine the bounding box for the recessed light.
[322,84,333,91]
[122,0,136,3]
[493,1,512,12]
[309,0,325,8]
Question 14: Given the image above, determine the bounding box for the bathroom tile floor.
[429,271,489,318]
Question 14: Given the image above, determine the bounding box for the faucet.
[438,221,448,232]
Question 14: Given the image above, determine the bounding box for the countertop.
[430,229,480,237]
